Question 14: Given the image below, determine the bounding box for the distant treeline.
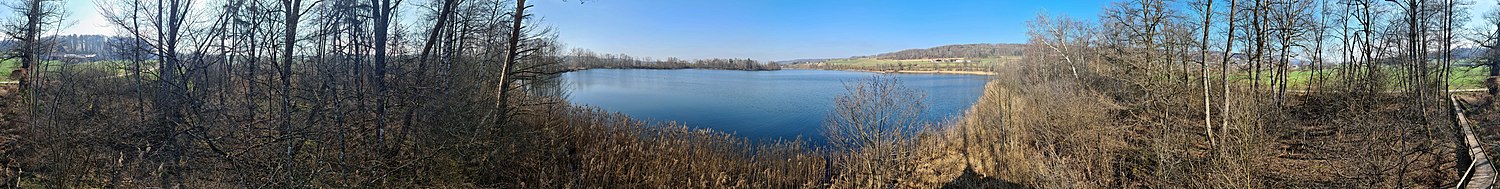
[565,49,781,71]
[854,43,1024,60]
[1,34,131,60]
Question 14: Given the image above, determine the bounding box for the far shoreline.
[784,68,997,76]
[562,67,783,73]
[565,67,998,76]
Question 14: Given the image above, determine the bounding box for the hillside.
[854,43,1024,60]
[1,34,130,60]
[785,43,1024,73]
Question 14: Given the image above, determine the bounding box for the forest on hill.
[783,43,1025,73]
[0,35,132,60]
[853,43,1025,60]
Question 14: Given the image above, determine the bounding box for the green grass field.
[0,59,141,82]
[1234,65,1490,90]
[0,59,16,81]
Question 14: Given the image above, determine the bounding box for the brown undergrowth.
[0,85,18,184]
[904,64,1460,188]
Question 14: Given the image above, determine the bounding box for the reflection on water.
[563,69,989,143]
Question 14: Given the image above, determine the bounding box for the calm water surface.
[562,69,989,142]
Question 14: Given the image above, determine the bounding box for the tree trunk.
[1199,0,1215,147]
[1219,0,1238,146]
[371,0,393,159]
[280,0,302,184]
[17,0,42,93]
[497,0,528,120]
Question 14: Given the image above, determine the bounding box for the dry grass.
[495,101,830,188]
[897,60,1462,188]
[1259,94,1459,188]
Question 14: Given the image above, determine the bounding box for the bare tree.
[1194,0,1215,146]
[823,76,926,188]
[497,0,528,115]
[275,0,317,185]
[1025,13,1094,81]
[2,0,62,93]
[1480,1,1500,96]
[1221,0,1237,141]
[371,0,397,160]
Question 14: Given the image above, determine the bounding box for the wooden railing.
[1451,94,1496,189]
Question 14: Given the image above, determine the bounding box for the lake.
[562,69,990,143]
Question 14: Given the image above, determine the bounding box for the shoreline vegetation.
[562,49,783,71]
[881,70,996,76]
[859,69,998,76]
[780,67,1002,76]
[784,57,1015,76]
[773,44,1025,77]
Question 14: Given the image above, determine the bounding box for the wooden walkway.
[1452,95,1496,189]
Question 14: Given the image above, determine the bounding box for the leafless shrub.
[821,76,930,188]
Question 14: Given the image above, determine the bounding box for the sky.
[529,0,1109,61]
[30,0,1500,61]
[59,0,113,36]
[45,0,1108,61]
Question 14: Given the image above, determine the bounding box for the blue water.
[562,69,989,142]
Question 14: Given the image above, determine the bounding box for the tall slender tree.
[1196,0,1215,146]
[279,0,308,184]
[497,0,529,119]
[1220,0,1238,144]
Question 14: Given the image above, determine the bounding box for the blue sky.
[530,0,1109,61]
[53,0,1107,61]
[58,0,112,36]
[37,0,1500,61]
